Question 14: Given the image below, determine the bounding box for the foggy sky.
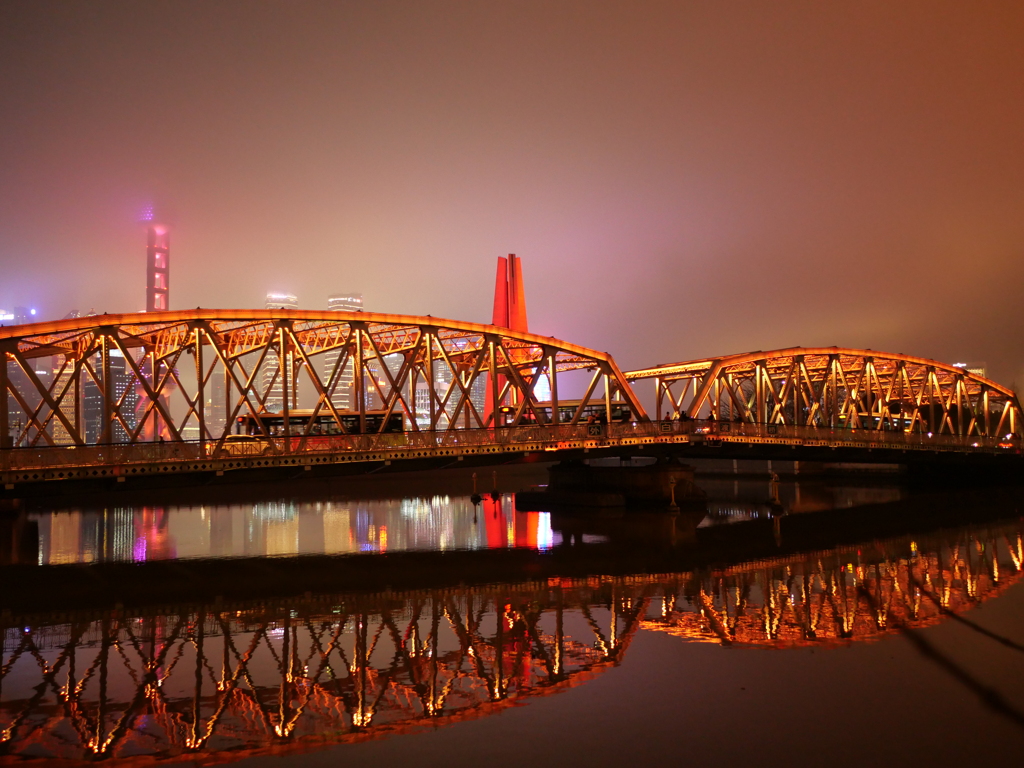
[2,1,1023,384]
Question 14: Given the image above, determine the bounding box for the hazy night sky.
[2,1,1023,384]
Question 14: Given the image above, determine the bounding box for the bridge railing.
[648,419,1020,452]
[0,420,1018,475]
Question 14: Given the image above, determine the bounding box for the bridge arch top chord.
[0,309,646,448]
[626,346,1021,438]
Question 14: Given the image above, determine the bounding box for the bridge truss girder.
[627,347,1022,438]
[641,520,1022,647]
[0,583,648,761]
[0,310,647,449]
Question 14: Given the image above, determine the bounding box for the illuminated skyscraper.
[0,307,37,324]
[2,304,42,447]
[324,293,362,411]
[13,307,36,325]
[145,224,170,312]
[262,293,299,413]
[953,362,987,379]
[51,311,90,444]
[81,349,138,444]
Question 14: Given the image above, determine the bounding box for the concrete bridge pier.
[546,456,704,509]
[551,506,702,548]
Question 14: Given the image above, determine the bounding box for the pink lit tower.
[143,206,169,312]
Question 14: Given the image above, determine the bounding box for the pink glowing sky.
[2,1,1023,384]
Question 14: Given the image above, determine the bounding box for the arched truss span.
[0,582,647,762]
[626,347,1022,438]
[0,310,646,448]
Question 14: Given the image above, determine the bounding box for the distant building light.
[952,362,967,368]
[30,309,36,316]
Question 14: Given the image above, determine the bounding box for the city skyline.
[2,2,1023,388]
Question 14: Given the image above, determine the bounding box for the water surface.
[2,469,1023,766]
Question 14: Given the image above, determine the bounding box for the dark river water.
[2,464,1024,767]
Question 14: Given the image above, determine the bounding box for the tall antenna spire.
[145,220,169,312]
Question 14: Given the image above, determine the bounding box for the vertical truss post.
[0,346,9,449]
[141,347,155,441]
[409,348,419,428]
[406,347,417,430]
[279,325,290,439]
[655,377,662,422]
[100,333,112,445]
[549,352,559,425]
[195,327,206,444]
[926,368,937,434]
[192,607,205,748]
[72,354,82,443]
[954,374,962,436]
[355,325,366,435]
[755,362,765,424]
[982,389,990,436]
[223,355,232,437]
[896,361,905,431]
[604,370,612,424]
[489,337,499,430]
[554,591,564,677]
[828,356,838,428]
[426,331,436,431]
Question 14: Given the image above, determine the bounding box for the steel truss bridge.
[1,517,1020,763]
[0,311,1020,489]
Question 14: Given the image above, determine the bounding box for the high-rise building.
[50,311,91,445]
[13,307,36,325]
[324,293,362,411]
[413,362,486,429]
[953,362,987,379]
[145,224,170,312]
[204,373,227,439]
[2,303,43,447]
[81,349,138,444]
[0,307,37,324]
[51,358,77,445]
[262,293,299,413]
[3,362,51,447]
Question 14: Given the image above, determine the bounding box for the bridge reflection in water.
[2,514,1022,763]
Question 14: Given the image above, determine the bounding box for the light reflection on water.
[29,495,555,564]
[25,475,900,565]
[2,512,1023,765]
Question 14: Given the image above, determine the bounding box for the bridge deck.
[2,420,1018,489]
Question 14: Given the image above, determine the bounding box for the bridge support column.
[100,332,112,446]
[279,325,290,439]
[195,327,206,444]
[355,325,366,434]
[546,458,702,508]
[0,346,9,450]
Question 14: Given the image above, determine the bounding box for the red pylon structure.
[492,254,528,333]
[487,255,529,425]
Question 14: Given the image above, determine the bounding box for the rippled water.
[2,468,1024,766]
